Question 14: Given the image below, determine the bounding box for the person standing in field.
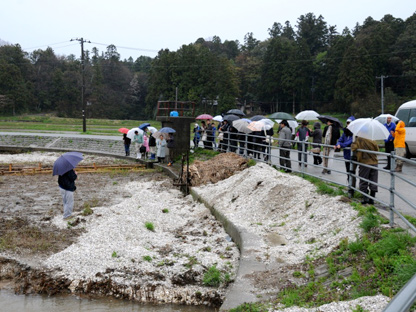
[58,169,77,219]
[122,133,131,156]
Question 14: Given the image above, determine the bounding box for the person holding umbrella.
[335,116,356,196]
[53,152,83,219]
[351,136,379,205]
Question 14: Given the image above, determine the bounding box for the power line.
[89,41,159,53]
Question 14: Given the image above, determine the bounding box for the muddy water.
[0,290,215,312]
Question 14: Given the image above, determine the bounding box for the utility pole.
[71,38,90,132]
[376,75,388,114]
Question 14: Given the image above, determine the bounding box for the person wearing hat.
[383,116,396,170]
[278,120,292,173]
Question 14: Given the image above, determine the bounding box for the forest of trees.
[1,12,415,119]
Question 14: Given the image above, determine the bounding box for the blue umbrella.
[139,123,151,130]
[53,152,83,176]
[159,127,176,133]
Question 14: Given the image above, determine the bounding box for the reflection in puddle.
[0,290,215,312]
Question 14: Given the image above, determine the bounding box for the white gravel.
[0,151,124,166]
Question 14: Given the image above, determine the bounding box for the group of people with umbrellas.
[195,109,276,160]
[118,124,176,165]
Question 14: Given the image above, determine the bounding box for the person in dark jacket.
[383,116,396,170]
[218,120,229,152]
[167,133,175,166]
[263,127,274,161]
[278,120,292,173]
[335,116,356,196]
[322,120,341,174]
[148,132,157,160]
[122,133,131,156]
[58,169,77,219]
[295,120,311,166]
[310,122,322,165]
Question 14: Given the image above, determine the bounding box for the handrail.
[200,130,416,312]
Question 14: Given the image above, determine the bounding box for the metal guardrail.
[196,131,416,312]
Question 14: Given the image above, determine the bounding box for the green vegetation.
[188,148,219,164]
[162,208,169,213]
[145,221,155,232]
[272,205,416,309]
[143,255,152,262]
[301,174,346,196]
[202,265,223,287]
[0,115,161,136]
[111,251,118,258]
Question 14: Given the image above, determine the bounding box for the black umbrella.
[250,115,265,121]
[226,109,245,117]
[223,114,240,122]
[317,115,343,128]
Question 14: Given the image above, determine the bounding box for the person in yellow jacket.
[351,136,379,205]
[392,120,406,172]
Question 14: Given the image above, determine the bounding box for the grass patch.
[143,255,152,262]
[300,174,346,196]
[145,221,155,232]
[270,206,416,310]
[162,208,169,213]
[203,265,223,287]
[187,148,220,164]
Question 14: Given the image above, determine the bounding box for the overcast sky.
[1,0,415,60]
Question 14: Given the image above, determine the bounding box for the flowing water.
[0,290,215,312]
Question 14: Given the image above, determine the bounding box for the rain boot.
[395,164,403,172]
[369,191,376,205]
[361,191,369,205]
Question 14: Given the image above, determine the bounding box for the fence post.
[348,158,354,197]
[301,141,306,176]
[389,151,396,227]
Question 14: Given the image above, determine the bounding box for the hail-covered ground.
[0,152,390,310]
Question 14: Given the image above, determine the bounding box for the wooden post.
[9,164,12,172]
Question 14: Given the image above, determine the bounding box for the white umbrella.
[232,119,252,133]
[127,127,144,140]
[147,126,157,134]
[213,115,223,122]
[347,118,390,141]
[247,119,274,131]
[374,114,399,125]
[295,110,320,120]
